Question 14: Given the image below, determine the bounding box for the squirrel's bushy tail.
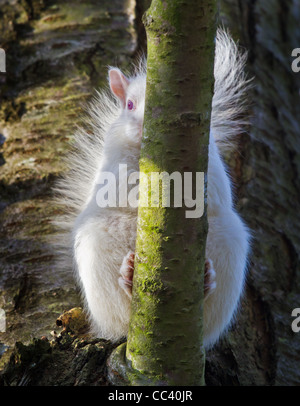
[212,28,251,151]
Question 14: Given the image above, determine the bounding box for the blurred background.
[0,0,300,385]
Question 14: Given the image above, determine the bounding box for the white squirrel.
[53,29,251,349]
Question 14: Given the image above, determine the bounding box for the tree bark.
[135,0,152,53]
[205,0,300,386]
[108,0,217,386]
[0,0,137,370]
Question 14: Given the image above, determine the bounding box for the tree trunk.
[108,0,217,386]
[205,0,300,386]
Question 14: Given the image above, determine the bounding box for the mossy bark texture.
[110,0,218,386]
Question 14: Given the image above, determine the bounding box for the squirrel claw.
[119,251,135,298]
[204,258,216,299]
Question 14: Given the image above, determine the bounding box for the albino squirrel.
[53,29,251,349]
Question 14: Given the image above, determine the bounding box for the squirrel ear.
[109,68,130,107]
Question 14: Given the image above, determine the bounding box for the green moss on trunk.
[109,0,217,386]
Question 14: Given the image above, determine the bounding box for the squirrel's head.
[108,64,146,145]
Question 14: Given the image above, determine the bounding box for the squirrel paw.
[204,258,216,300]
[118,251,135,298]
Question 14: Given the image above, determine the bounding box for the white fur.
[52,29,251,347]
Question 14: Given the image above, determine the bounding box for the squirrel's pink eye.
[127,100,134,110]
